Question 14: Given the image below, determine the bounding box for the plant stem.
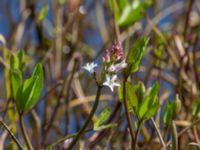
[0,118,23,150]
[42,60,77,144]
[172,120,178,150]
[122,77,135,148]
[133,121,142,150]
[112,0,120,41]
[66,86,102,150]
[65,59,78,134]
[49,128,92,148]
[151,118,166,149]
[19,114,33,150]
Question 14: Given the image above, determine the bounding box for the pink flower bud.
[111,41,124,62]
[102,49,111,63]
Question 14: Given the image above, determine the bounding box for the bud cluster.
[102,41,127,74]
[83,40,127,92]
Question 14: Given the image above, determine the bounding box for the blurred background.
[0,0,200,149]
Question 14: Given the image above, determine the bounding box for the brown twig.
[183,0,195,40]
[192,35,200,89]
[151,118,166,149]
[161,118,200,150]
[42,59,78,144]
[66,85,102,149]
[64,59,79,134]
[0,118,23,150]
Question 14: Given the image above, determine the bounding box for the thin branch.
[0,119,23,150]
[183,0,195,40]
[48,128,92,148]
[133,121,142,150]
[151,118,166,149]
[161,118,200,150]
[64,59,79,134]
[172,120,178,150]
[19,114,33,150]
[42,59,77,144]
[66,85,102,149]
[38,80,64,103]
[31,110,41,150]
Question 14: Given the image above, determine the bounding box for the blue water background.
[0,0,185,146]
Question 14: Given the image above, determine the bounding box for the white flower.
[63,138,73,149]
[108,60,127,72]
[103,74,120,92]
[83,62,98,74]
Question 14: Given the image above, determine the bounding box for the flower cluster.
[102,41,127,73]
[83,41,127,92]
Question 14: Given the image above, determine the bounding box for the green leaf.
[10,54,19,70]
[15,76,36,112]
[117,0,151,27]
[118,85,123,102]
[16,50,24,61]
[94,108,111,129]
[133,82,146,102]
[109,0,129,14]
[126,82,138,112]
[10,50,26,71]
[15,63,43,113]
[126,37,149,75]
[192,98,200,118]
[174,94,181,114]
[117,0,129,12]
[143,98,159,120]
[94,107,117,131]
[163,101,175,126]
[11,69,22,99]
[138,82,159,120]
[118,83,138,112]
[46,146,53,150]
[16,50,26,71]
[117,5,141,27]
[108,0,121,20]
[38,4,48,22]
[163,95,182,126]
[58,0,66,5]
[94,123,117,131]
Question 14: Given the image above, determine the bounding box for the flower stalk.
[0,118,23,149]
[66,85,102,149]
[133,120,143,150]
[123,76,135,148]
[19,114,33,150]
